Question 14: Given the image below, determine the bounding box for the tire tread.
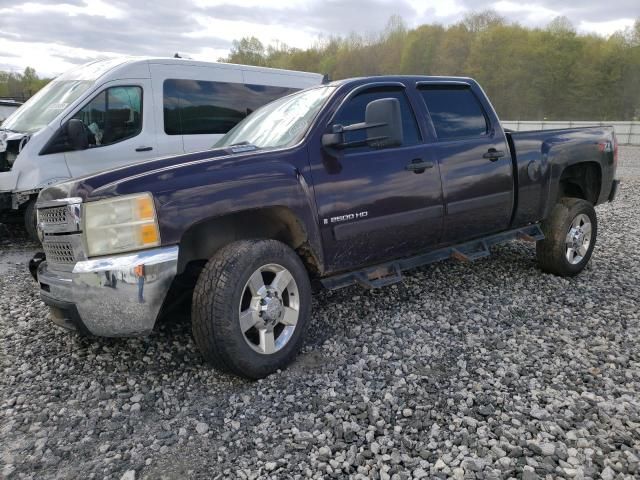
[192,239,311,379]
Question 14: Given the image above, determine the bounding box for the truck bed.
[506,126,617,226]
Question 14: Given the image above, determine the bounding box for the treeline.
[221,12,640,121]
[0,67,50,102]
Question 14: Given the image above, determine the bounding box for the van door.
[64,80,157,178]
[151,64,244,155]
[151,63,304,155]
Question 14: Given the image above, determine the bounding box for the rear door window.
[163,79,299,135]
[419,85,488,140]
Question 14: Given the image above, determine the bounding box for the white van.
[0,57,323,238]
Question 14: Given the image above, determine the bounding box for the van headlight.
[83,193,161,257]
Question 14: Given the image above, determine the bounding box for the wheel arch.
[177,206,322,277]
[557,161,602,205]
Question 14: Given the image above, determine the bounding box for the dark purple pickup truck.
[33,76,619,378]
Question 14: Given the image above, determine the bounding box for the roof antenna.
[174,53,182,58]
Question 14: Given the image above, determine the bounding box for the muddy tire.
[536,197,597,276]
[192,239,312,379]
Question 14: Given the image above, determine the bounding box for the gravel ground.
[1,147,639,480]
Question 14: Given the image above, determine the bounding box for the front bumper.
[37,246,179,336]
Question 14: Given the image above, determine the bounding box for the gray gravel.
[1,147,639,480]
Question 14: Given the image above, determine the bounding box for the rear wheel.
[192,239,311,379]
[536,197,597,276]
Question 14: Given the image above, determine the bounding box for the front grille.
[39,206,68,225]
[43,240,77,264]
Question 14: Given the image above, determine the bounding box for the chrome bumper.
[37,246,179,336]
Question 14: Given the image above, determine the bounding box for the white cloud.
[578,18,636,36]
[0,0,637,78]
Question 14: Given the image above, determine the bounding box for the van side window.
[163,79,299,136]
[419,85,488,140]
[73,86,142,146]
[332,86,421,152]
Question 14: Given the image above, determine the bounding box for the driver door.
[65,80,157,178]
[310,84,444,272]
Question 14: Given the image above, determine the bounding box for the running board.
[320,224,544,290]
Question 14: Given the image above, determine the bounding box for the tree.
[463,10,505,33]
[223,37,267,66]
[214,14,639,120]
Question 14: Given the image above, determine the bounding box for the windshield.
[2,80,93,134]
[216,86,336,150]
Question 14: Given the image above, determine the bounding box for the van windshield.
[2,80,93,134]
[216,86,336,150]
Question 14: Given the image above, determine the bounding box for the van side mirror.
[66,119,89,151]
[322,97,403,149]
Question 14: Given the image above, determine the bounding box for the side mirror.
[66,119,89,150]
[322,97,404,149]
[364,98,403,148]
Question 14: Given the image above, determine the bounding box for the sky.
[0,0,637,77]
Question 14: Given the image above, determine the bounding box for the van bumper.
[37,246,179,336]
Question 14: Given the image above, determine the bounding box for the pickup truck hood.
[38,145,263,204]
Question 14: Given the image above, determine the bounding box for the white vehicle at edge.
[0,57,323,238]
[0,99,22,124]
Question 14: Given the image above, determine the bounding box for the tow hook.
[29,252,46,281]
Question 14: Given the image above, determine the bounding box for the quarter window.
[72,86,142,146]
[163,79,299,136]
[332,86,421,151]
[419,85,488,140]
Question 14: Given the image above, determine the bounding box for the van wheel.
[536,197,597,276]
[24,199,39,243]
[192,239,312,379]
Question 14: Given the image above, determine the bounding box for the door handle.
[483,149,505,161]
[135,146,153,152]
[405,159,434,173]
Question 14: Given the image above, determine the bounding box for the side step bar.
[320,224,544,290]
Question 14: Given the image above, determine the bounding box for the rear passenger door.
[418,83,513,243]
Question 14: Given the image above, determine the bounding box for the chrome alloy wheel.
[565,213,592,265]
[239,263,300,354]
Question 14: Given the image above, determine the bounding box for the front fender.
[155,159,323,269]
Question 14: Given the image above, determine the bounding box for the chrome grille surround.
[36,197,82,234]
[37,197,86,270]
[38,205,68,225]
[40,234,87,270]
[42,238,76,264]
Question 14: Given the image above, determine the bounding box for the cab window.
[332,86,421,152]
[419,85,488,140]
[73,86,142,147]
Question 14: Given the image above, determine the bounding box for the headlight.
[83,193,160,257]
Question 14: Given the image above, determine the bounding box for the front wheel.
[192,239,312,379]
[536,197,597,276]
[24,199,39,243]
